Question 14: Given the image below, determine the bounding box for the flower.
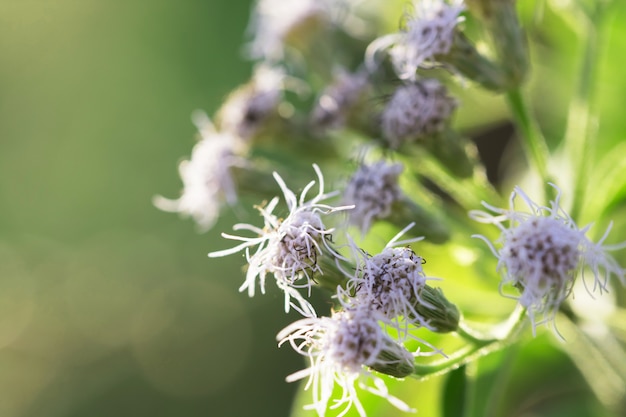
[349,245,428,328]
[381,79,457,148]
[342,160,404,235]
[277,306,416,417]
[208,164,352,317]
[153,112,244,231]
[390,0,465,80]
[339,224,458,336]
[470,184,626,334]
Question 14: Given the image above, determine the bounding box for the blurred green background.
[0,1,308,416]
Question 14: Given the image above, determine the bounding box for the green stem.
[505,88,551,199]
[412,306,527,378]
[456,320,497,345]
[412,341,502,378]
[566,6,604,222]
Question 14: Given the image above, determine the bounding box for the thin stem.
[457,320,498,345]
[505,89,551,195]
[412,339,504,378]
[566,5,604,222]
[412,305,528,378]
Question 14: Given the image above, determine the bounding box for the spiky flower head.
[353,246,427,323]
[209,164,352,317]
[342,160,404,235]
[470,184,626,334]
[153,112,243,231]
[381,79,457,149]
[277,306,416,417]
[390,0,465,80]
[338,224,458,337]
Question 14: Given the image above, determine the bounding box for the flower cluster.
[278,224,455,416]
[157,0,626,416]
[277,306,415,417]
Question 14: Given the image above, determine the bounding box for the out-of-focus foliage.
[0,1,307,416]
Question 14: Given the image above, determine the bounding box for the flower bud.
[413,285,460,333]
[368,339,416,378]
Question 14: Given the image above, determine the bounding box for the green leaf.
[442,365,467,417]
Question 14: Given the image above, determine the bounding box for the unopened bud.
[369,341,416,378]
[413,285,460,333]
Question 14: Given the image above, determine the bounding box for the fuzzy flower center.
[326,310,382,374]
[270,210,326,280]
[381,80,457,148]
[502,217,582,292]
[389,0,465,79]
[343,161,403,233]
[359,247,426,317]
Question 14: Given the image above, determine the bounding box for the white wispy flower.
[381,79,457,149]
[277,306,416,417]
[340,224,439,338]
[209,164,352,317]
[153,112,244,231]
[342,160,404,235]
[470,184,626,334]
[391,0,465,80]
